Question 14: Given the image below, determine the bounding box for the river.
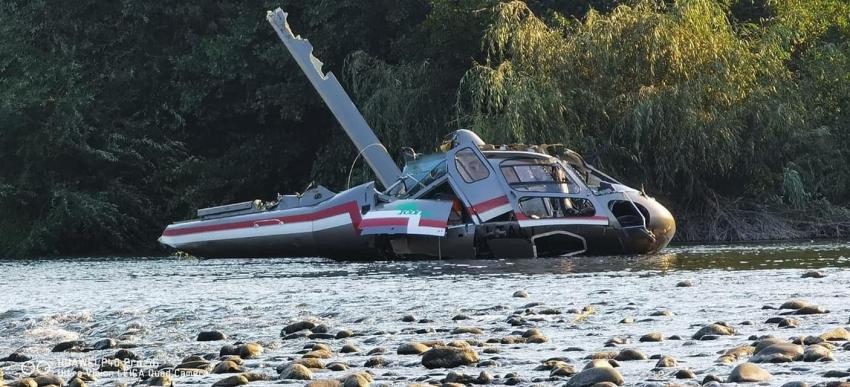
[1,241,849,386]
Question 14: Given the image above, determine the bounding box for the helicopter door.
[447,147,512,223]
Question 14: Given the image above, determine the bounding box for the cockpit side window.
[500,158,580,193]
[454,148,490,183]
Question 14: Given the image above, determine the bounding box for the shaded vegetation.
[1,0,848,256]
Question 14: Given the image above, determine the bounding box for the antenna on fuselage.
[266,8,402,189]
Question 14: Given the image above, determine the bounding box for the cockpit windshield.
[500,158,581,193]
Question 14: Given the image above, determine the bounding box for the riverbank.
[1,243,849,386]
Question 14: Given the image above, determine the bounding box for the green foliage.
[1,0,848,255]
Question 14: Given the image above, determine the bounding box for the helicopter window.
[500,160,580,193]
[455,148,490,183]
[518,197,596,219]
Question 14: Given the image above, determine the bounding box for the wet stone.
[780,300,812,310]
[614,349,647,361]
[197,331,227,341]
[751,343,803,363]
[340,343,360,353]
[51,340,84,353]
[801,271,826,278]
[212,360,242,374]
[676,280,693,287]
[0,352,31,362]
[655,355,677,367]
[327,362,349,371]
[794,305,829,315]
[451,327,483,335]
[820,327,850,341]
[363,356,388,368]
[728,363,772,383]
[283,321,317,335]
[212,374,249,387]
[421,347,479,369]
[401,315,417,322]
[513,290,529,298]
[639,332,664,342]
[803,345,832,362]
[650,310,673,317]
[280,364,313,380]
[92,338,117,350]
[564,366,625,387]
[237,342,262,359]
[779,318,801,328]
[692,323,735,339]
[398,342,430,355]
[452,314,470,321]
[335,329,353,339]
[674,369,696,379]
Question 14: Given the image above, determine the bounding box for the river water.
[1,241,849,386]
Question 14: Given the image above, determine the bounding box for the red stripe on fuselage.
[470,195,510,215]
[162,201,362,237]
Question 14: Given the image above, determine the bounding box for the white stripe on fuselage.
[160,213,352,247]
[518,217,609,228]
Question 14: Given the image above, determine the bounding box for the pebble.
[727,362,772,383]
[197,331,227,341]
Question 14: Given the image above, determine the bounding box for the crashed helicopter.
[158,8,676,259]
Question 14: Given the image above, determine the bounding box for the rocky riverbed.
[1,242,849,386]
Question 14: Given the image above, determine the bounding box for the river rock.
[99,359,126,372]
[754,337,787,352]
[823,370,850,378]
[401,315,416,322]
[794,305,828,315]
[32,374,64,387]
[751,343,803,363]
[213,360,243,374]
[197,331,227,341]
[92,338,117,350]
[676,280,693,287]
[280,364,313,380]
[1,352,32,362]
[692,323,735,339]
[342,372,373,387]
[801,271,825,278]
[283,321,316,335]
[728,363,771,383]
[290,358,325,369]
[550,362,577,377]
[51,340,84,352]
[306,381,341,387]
[780,382,809,387]
[398,342,429,355]
[780,300,812,310]
[421,347,479,369]
[336,329,353,339]
[452,327,483,335]
[779,318,801,328]
[340,343,359,353]
[513,290,529,298]
[655,355,677,367]
[803,345,833,362]
[614,349,647,361]
[220,345,240,356]
[639,332,664,342]
[238,343,262,359]
[820,327,850,341]
[304,349,333,359]
[146,375,172,387]
[675,369,696,379]
[111,349,139,360]
[564,366,625,386]
[67,377,87,387]
[584,359,617,369]
[326,362,348,371]
[452,314,470,320]
[619,317,634,324]
[212,374,249,387]
[363,356,387,368]
[702,374,722,384]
